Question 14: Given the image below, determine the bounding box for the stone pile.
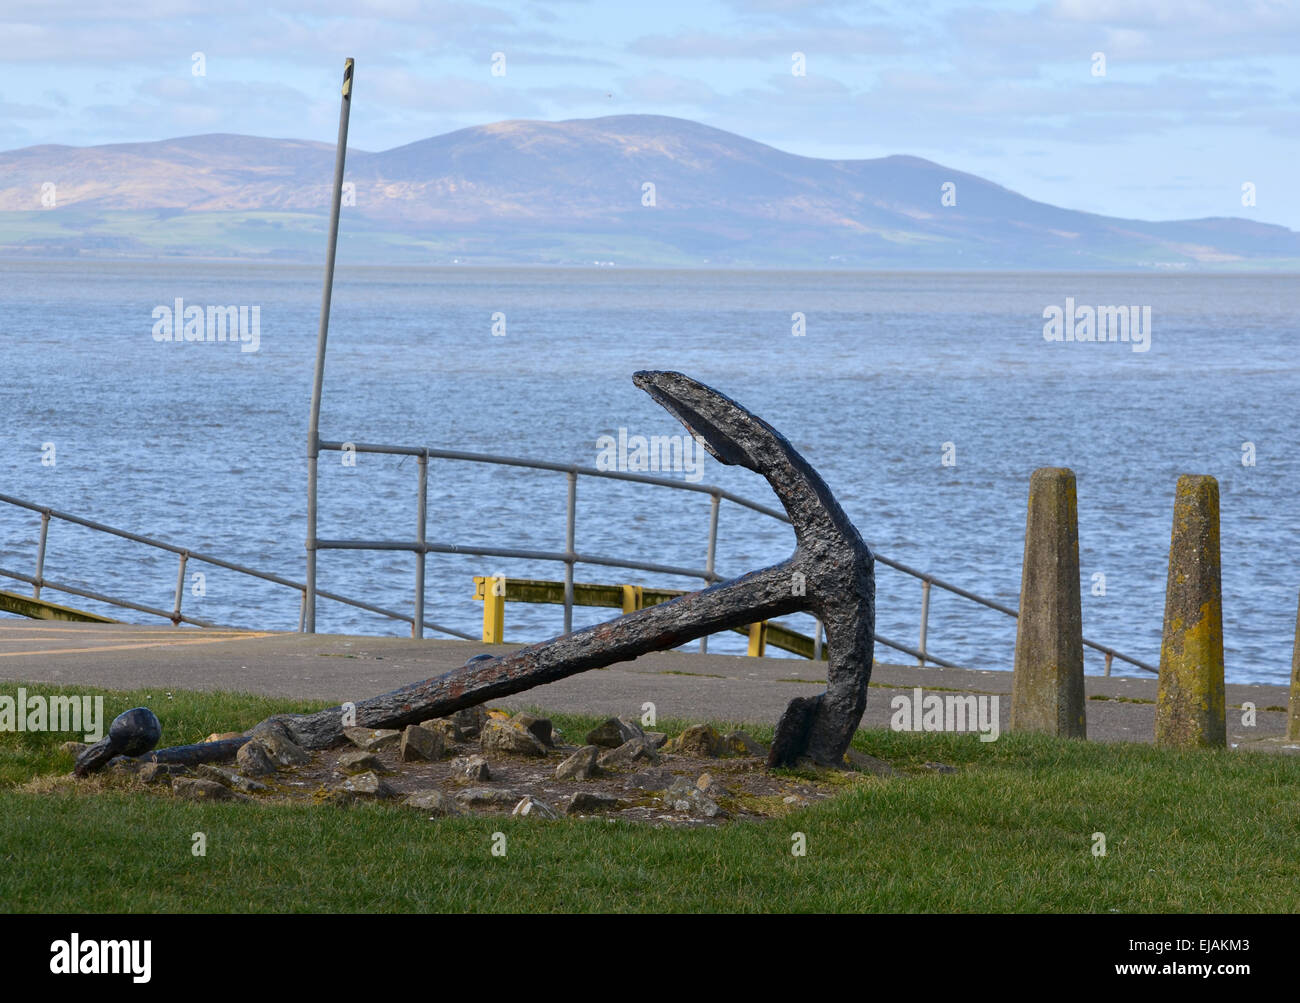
[88,708,894,827]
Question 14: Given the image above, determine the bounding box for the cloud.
[948,0,1300,67]
[628,25,903,61]
[619,73,722,107]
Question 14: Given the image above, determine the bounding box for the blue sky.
[2,0,1298,227]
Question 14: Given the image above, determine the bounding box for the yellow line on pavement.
[0,632,276,658]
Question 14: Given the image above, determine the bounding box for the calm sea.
[1,261,1296,685]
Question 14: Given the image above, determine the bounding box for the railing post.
[172,551,189,626]
[1104,651,1113,677]
[564,470,577,634]
[813,619,823,660]
[917,578,931,666]
[298,590,307,633]
[304,57,354,636]
[747,620,767,657]
[621,585,643,613]
[483,576,506,644]
[32,510,50,599]
[413,449,427,639]
[700,492,721,654]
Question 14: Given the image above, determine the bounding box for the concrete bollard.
[1288,591,1300,742]
[1011,467,1086,738]
[1155,475,1226,748]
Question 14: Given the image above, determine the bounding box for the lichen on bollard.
[1155,474,1226,748]
[1288,590,1300,742]
[1010,467,1086,738]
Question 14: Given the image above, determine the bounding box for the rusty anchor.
[75,370,875,774]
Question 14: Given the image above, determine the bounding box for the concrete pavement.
[0,620,1291,748]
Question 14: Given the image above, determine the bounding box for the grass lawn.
[1,681,1298,912]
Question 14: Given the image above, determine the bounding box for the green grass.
[2,682,1298,912]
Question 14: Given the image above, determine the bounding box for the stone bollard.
[1155,475,1226,748]
[1011,467,1086,738]
[1288,591,1300,742]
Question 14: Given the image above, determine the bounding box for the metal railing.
[311,440,1158,675]
[0,492,474,639]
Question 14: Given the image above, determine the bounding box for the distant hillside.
[1,114,1297,269]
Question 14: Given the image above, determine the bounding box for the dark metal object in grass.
[73,706,162,777]
[81,372,875,772]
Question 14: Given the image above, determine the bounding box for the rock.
[512,713,554,747]
[586,717,643,749]
[138,762,186,785]
[226,773,268,794]
[480,718,548,757]
[511,795,560,819]
[405,790,459,817]
[337,750,388,775]
[845,748,898,777]
[696,772,729,798]
[250,720,312,765]
[235,741,277,777]
[567,791,624,815]
[625,768,673,791]
[342,727,401,753]
[555,745,600,781]
[60,741,88,758]
[597,737,658,770]
[644,732,668,750]
[923,761,958,775]
[338,771,396,798]
[450,755,491,781]
[108,757,143,776]
[783,795,811,808]
[663,777,724,818]
[400,724,444,762]
[671,724,724,758]
[418,718,459,745]
[457,787,519,808]
[445,705,487,740]
[172,777,247,802]
[204,731,243,744]
[196,764,267,793]
[722,730,768,757]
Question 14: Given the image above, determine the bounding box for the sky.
[1,0,1298,227]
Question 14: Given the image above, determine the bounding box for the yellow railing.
[472,576,821,659]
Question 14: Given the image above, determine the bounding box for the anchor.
[76,370,875,774]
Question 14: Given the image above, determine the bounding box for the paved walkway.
[0,621,1291,748]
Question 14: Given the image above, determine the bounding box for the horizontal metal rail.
[314,439,1156,674]
[316,538,715,584]
[0,493,474,640]
[319,440,789,523]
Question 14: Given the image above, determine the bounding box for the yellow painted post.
[1155,475,1226,748]
[481,575,505,644]
[621,585,643,614]
[747,621,768,656]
